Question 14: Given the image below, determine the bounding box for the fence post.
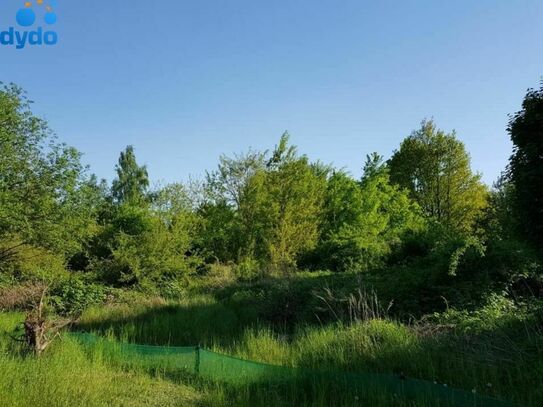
[195,345,201,375]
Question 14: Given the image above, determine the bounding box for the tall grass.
[0,312,447,407]
[76,294,542,406]
[2,285,541,406]
[0,313,203,407]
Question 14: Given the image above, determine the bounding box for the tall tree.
[0,83,97,269]
[203,149,266,262]
[316,155,424,271]
[481,173,518,243]
[388,120,487,233]
[202,133,327,272]
[259,135,327,271]
[111,145,149,205]
[508,84,543,252]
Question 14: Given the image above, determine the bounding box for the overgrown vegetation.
[1,81,542,405]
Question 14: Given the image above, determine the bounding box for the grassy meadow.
[2,271,541,406]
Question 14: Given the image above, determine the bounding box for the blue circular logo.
[44,12,57,25]
[16,8,36,26]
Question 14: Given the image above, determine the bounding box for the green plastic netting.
[71,332,515,407]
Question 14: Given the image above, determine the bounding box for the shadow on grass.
[78,267,503,346]
[76,298,262,347]
[76,273,540,406]
[76,272,372,346]
[122,349,513,407]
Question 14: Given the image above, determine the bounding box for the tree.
[481,173,518,242]
[508,84,543,252]
[111,145,149,205]
[197,201,237,263]
[316,154,424,271]
[203,149,266,262]
[93,184,200,287]
[320,171,365,240]
[388,120,487,233]
[109,213,197,286]
[0,83,98,274]
[201,133,327,272]
[89,151,199,286]
[259,135,328,271]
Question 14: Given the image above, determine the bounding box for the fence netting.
[71,332,514,407]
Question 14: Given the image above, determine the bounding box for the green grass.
[0,313,204,407]
[1,280,541,406]
[0,312,443,407]
[75,291,542,406]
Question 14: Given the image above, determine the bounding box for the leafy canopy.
[388,120,488,233]
[0,83,98,273]
[508,84,543,253]
[111,145,149,205]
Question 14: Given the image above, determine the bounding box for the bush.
[157,279,187,299]
[0,242,67,283]
[234,258,261,280]
[50,278,107,316]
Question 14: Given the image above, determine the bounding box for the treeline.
[0,82,542,296]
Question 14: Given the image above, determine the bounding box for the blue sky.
[1,0,542,185]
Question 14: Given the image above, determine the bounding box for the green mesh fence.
[71,333,515,407]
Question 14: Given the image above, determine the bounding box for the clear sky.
[1,0,542,185]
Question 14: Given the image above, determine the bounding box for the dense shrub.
[50,279,107,316]
[0,242,67,283]
[233,257,261,280]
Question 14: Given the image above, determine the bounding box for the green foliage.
[0,241,67,282]
[480,174,519,242]
[203,149,266,262]
[483,238,541,282]
[197,201,237,263]
[320,171,364,238]
[0,83,99,270]
[109,219,194,285]
[50,278,107,316]
[508,84,543,253]
[86,151,201,287]
[432,293,525,333]
[388,120,488,233]
[233,257,261,280]
[95,200,199,286]
[111,145,150,205]
[203,133,327,273]
[448,235,486,277]
[313,155,425,271]
[258,135,328,272]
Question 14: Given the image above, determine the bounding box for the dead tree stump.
[15,286,71,356]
